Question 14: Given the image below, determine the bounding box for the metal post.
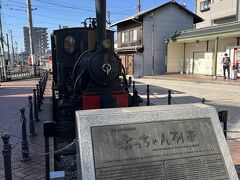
[168,90,172,105]
[33,89,40,121]
[38,81,43,104]
[36,84,41,111]
[2,133,12,180]
[40,80,44,100]
[44,122,56,180]
[52,81,56,122]
[45,73,48,91]
[28,96,36,136]
[222,110,228,138]
[128,76,132,87]
[0,3,6,79]
[213,37,219,78]
[10,30,15,65]
[147,85,150,106]
[218,110,228,139]
[133,81,135,92]
[20,108,31,162]
[138,0,141,13]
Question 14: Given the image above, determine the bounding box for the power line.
[31,12,83,23]
[33,0,95,12]
[3,13,65,26]
[32,0,132,15]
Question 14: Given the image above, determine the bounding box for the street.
[134,78,240,139]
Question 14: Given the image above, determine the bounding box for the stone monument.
[76,104,238,180]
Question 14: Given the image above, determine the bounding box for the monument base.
[76,104,238,180]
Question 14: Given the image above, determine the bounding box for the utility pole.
[10,30,15,65]
[26,0,36,76]
[107,11,111,30]
[237,0,240,21]
[138,0,141,13]
[14,41,18,65]
[0,2,6,80]
[6,34,10,65]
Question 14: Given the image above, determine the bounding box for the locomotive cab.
[51,18,141,109]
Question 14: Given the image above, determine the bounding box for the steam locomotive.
[50,0,142,178]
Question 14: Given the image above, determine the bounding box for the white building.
[196,0,238,28]
[166,0,240,78]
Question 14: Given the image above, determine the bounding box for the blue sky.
[1,0,195,53]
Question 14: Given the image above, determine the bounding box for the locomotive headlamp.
[102,39,111,49]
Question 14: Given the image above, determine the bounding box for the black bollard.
[39,81,42,101]
[2,133,12,180]
[43,73,47,92]
[38,81,43,104]
[201,98,206,104]
[20,108,31,162]
[33,89,40,121]
[44,122,56,180]
[28,96,36,136]
[133,81,135,92]
[147,85,150,106]
[168,90,172,105]
[36,84,42,111]
[219,110,228,139]
[40,80,44,100]
[128,77,132,88]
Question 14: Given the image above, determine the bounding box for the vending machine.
[233,48,240,78]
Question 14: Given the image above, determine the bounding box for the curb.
[142,76,240,86]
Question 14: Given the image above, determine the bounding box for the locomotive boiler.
[51,0,140,110]
[50,0,142,178]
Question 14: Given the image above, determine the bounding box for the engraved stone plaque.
[91,119,229,180]
[76,104,238,180]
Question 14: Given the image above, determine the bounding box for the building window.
[121,28,137,43]
[200,0,211,12]
[122,32,125,43]
[124,31,129,43]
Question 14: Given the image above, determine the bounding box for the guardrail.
[0,68,48,82]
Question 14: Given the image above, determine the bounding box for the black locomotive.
[51,0,142,178]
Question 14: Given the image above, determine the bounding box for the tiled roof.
[111,0,203,27]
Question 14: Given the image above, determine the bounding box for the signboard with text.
[76,104,238,180]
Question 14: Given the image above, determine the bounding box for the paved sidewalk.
[134,78,240,177]
[144,74,240,86]
[0,78,52,180]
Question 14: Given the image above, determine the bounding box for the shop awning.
[166,21,240,43]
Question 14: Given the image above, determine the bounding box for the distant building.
[196,0,238,29]
[111,1,202,76]
[23,27,48,61]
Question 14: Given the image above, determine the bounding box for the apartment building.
[196,0,238,28]
[23,27,48,63]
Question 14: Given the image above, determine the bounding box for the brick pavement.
[0,78,52,180]
[1,76,240,179]
[228,140,240,177]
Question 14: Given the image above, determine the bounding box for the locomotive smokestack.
[96,0,106,49]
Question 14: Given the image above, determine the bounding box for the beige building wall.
[196,0,237,29]
[185,41,208,73]
[167,37,238,76]
[167,43,184,73]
